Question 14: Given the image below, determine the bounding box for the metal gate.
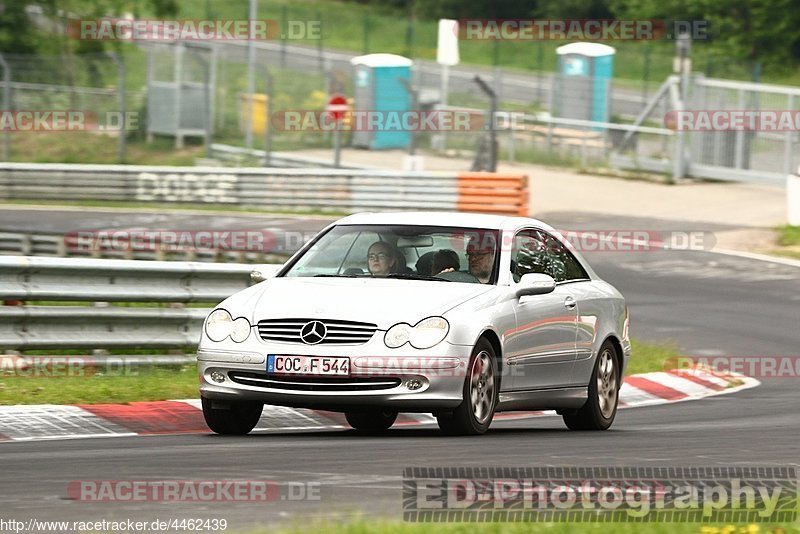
[688,76,800,185]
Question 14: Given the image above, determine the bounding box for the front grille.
[228,371,401,391]
[256,318,377,345]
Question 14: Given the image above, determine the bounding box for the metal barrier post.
[508,121,515,164]
[317,11,324,73]
[0,54,11,161]
[398,78,417,156]
[734,89,745,169]
[174,44,184,149]
[673,33,691,181]
[105,52,127,163]
[281,6,288,68]
[784,95,794,176]
[244,0,257,149]
[788,168,800,226]
[262,65,273,166]
[473,76,497,172]
[184,45,213,158]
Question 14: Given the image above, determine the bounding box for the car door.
[539,233,600,386]
[505,229,578,390]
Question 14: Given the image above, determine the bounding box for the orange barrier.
[456,172,529,216]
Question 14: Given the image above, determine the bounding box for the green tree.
[0,2,43,53]
[610,0,800,68]
[414,0,538,20]
[537,0,613,19]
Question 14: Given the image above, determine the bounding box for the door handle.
[564,296,576,310]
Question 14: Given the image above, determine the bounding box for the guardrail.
[0,163,529,216]
[0,231,292,263]
[0,256,275,352]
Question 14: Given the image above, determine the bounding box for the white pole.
[788,168,800,226]
[441,64,449,109]
[333,128,342,168]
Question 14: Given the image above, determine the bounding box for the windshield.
[282,225,501,284]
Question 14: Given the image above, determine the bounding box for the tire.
[563,340,620,431]
[436,338,498,435]
[201,397,263,435]
[344,409,398,433]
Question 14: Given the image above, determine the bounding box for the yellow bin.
[240,93,269,135]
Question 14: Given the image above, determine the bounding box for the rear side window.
[511,229,589,283]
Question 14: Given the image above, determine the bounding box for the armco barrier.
[0,163,529,216]
[0,256,273,351]
[0,231,293,263]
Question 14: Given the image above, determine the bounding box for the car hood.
[223,277,494,329]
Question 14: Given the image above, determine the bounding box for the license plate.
[267,355,350,376]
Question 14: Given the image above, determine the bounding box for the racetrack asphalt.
[0,208,797,529]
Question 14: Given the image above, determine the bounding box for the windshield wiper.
[384,273,451,282]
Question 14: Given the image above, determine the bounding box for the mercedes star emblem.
[300,320,327,345]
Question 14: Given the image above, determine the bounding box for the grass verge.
[255,520,797,534]
[626,338,681,376]
[0,338,680,406]
[0,364,199,405]
[777,225,800,246]
[768,225,800,260]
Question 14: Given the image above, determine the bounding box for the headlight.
[410,316,449,349]
[384,317,449,349]
[384,323,412,348]
[230,317,252,343]
[205,309,233,342]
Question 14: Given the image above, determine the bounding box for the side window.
[539,230,590,282]
[511,229,589,283]
[510,230,549,283]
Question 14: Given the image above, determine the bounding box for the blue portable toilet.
[350,53,412,150]
[553,43,615,125]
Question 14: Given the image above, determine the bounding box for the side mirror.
[250,264,281,283]
[515,273,556,297]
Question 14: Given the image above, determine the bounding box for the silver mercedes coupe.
[198,212,631,435]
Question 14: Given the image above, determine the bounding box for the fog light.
[405,379,423,390]
[210,371,226,383]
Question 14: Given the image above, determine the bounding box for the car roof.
[335,211,553,232]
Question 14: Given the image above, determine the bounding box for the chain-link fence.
[0,52,136,162]
[2,39,795,186]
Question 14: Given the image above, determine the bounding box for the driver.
[367,241,398,277]
[439,233,497,283]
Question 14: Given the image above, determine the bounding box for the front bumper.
[197,341,472,411]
